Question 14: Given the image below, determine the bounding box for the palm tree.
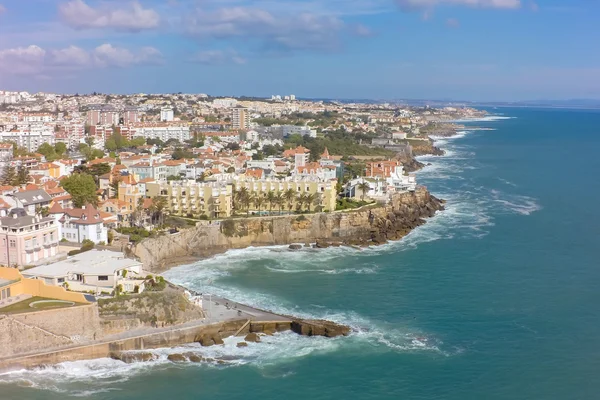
[151,196,168,226]
[357,180,371,201]
[304,193,316,212]
[275,194,285,215]
[296,193,308,213]
[284,188,296,211]
[234,187,249,215]
[313,193,324,213]
[266,191,277,215]
[253,194,265,215]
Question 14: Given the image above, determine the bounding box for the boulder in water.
[244,332,261,343]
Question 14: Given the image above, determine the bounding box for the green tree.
[357,180,371,201]
[16,165,29,185]
[150,196,168,226]
[61,173,98,207]
[109,178,121,198]
[1,165,16,186]
[266,191,277,215]
[284,188,296,211]
[38,143,58,161]
[54,142,67,157]
[252,194,265,214]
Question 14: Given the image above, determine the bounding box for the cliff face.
[134,187,444,272]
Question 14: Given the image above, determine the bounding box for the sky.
[0,0,598,101]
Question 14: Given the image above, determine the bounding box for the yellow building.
[0,267,91,306]
[235,177,337,212]
[145,181,233,219]
[118,175,143,212]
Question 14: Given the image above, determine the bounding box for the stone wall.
[134,187,444,272]
[12,304,101,341]
[0,315,74,358]
[0,319,249,371]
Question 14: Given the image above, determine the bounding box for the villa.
[22,250,146,295]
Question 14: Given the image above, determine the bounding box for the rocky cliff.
[134,188,444,273]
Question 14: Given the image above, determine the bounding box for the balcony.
[25,247,34,253]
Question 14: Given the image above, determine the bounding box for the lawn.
[0,296,81,314]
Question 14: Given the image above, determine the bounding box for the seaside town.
[0,90,484,369]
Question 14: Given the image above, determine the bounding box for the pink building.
[0,209,59,267]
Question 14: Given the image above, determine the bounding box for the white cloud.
[58,0,160,32]
[395,0,521,11]
[192,49,247,65]
[0,4,6,15]
[0,43,162,76]
[93,44,163,67]
[48,45,91,67]
[0,45,46,75]
[185,6,345,52]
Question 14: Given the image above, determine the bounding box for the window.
[9,240,15,248]
[98,276,109,281]
[57,278,65,283]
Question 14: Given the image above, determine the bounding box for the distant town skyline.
[0,0,598,101]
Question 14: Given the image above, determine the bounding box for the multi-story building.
[213,98,238,108]
[160,107,174,122]
[11,189,53,215]
[122,106,140,125]
[282,125,317,138]
[132,123,190,143]
[118,175,144,212]
[0,208,59,266]
[87,105,119,126]
[145,180,233,219]
[232,106,250,130]
[0,143,13,164]
[0,126,55,152]
[49,204,108,244]
[234,176,337,212]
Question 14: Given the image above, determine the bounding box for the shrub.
[98,241,106,246]
[60,238,68,243]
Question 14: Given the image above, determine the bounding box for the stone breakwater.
[133,187,445,273]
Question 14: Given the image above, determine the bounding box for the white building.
[282,125,317,138]
[49,203,108,244]
[160,107,174,122]
[0,125,55,152]
[22,250,145,295]
[213,98,238,108]
[133,124,190,143]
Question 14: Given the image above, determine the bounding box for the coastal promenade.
[0,294,291,372]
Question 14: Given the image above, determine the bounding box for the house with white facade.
[22,250,145,295]
[49,203,108,244]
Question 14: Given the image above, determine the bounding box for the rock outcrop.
[244,333,260,343]
[135,188,444,273]
[110,352,157,363]
[291,319,351,338]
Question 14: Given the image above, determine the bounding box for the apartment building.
[145,180,233,219]
[0,126,54,152]
[0,208,59,267]
[235,177,337,212]
[132,123,190,143]
[232,106,250,130]
[160,107,174,122]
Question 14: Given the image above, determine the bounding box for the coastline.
[0,126,462,373]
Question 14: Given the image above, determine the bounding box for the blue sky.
[0,0,597,101]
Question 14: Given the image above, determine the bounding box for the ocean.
[1,107,599,399]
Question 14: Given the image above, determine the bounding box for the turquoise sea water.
[2,108,599,399]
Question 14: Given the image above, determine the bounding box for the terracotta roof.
[62,204,103,225]
[138,177,155,183]
[48,202,64,214]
